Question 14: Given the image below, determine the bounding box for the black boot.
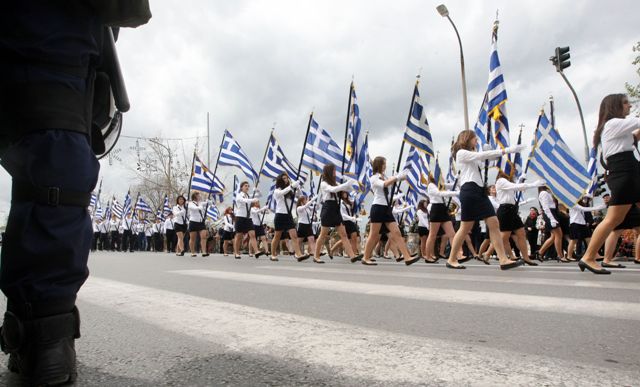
[1,306,80,386]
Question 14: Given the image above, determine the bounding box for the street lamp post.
[437,4,470,131]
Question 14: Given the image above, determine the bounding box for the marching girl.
[390,199,411,261]
[416,199,432,262]
[447,130,525,269]
[424,174,459,261]
[495,171,545,266]
[221,207,235,256]
[172,195,188,256]
[296,195,318,256]
[477,185,499,263]
[187,191,210,257]
[580,94,640,274]
[601,204,640,268]
[566,196,605,262]
[536,186,565,262]
[250,201,270,256]
[233,181,264,259]
[313,164,361,264]
[362,157,419,266]
[339,191,361,256]
[270,172,310,262]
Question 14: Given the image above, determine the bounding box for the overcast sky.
[1,0,638,223]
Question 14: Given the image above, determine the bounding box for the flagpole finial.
[417,67,422,81]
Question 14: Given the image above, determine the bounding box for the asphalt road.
[1,251,639,386]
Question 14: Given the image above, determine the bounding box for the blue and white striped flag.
[162,194,171,216]
[301,118,345,180]
[433,156,444,190]
[206,205,219,221]
[528,112,591,207]
[90,193,97,207]
[447,139,457,184]
[261,133,308,181]
[404,189,419,226]
[586,147,598,196]
[94,201,103,220]
[219,130,258,183]
[111,197,123,219]
[136,196,153,213]
[122,191,132,217]
[401,146,429,196]
[191,155,225,197]
[232,175,239,208]
[344,83,363,176]
[156,207,165,221]
[403,83,434,158]
[356,133,372,195]
[104,203,111,221]
[266,182,277,212]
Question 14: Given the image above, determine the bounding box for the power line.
[120,134,206,141]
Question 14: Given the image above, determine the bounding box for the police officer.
[0,2,150,385]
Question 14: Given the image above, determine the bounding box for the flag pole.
[252,128,275,199]
[291,112,314,205]
[340,81,354,182]
[202,131,227,218]
[389,79,419,206]
[446,138,459,208]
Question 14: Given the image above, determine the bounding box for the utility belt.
[11,180,91,207]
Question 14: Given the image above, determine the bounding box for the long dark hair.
[593,94,627,148]
[452,130,476,160]
[322,163,337,186]
[372,156,386,175]
[418,199,428,212]
[339,191,352,207]
[275,173,293,199]
[496,170,512,182]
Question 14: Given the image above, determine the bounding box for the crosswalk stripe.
[254,265,640,291]
[79,277,640,386]
[170,269,640,321]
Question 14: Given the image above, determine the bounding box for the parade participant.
[579,94,640,274]
[296,195,318,256]
[221,207,235,256]
[362,157,419,266]
[152,218,163,252]
[525,208,540,259]
[109,214,120,252]
[338,191,361,255]
[144,220,153,251]
[122,213,135,252]
[233,181,264,259]
[424,174,459,262]
[164,213,176,253]
[313,164,361,264]
[91,217,100,252]
[495,171,546,266]
[477,185,499,263]
[389,199,411,261]
[447,130,525,269]
[99,218,110,251]
[187,192,210,257]
[250,201,270,256]
[172,196,188,256]
[270,173,310,262]
[537,186,566,262]
[416,199,432,262]
[567,196,605,262]
[136,215,146,251]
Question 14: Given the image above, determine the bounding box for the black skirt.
[274,213,296,232]
[370,204,395,223]
[222,230,235,240]
[297,223,314,238]
[497,204,524,232]
[417,226,429,237]
[344,220,359,236]
[605,151,640,206]
[429,203,451,223]
[174,222,187,233]
[189,221,205,232]
[615,205,640,230]
[234,217,254,233]
[543,209,561,232]
[569,223,590,240]
[460,182,495,221]
[254,224,266,237]
[320,200,343,227]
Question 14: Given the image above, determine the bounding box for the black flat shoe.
[578,260,611,274]
[234,255,241,259]
[351,254,363,263]
[202,253,210,257]
[255,251,265,259]
[458,256,473,264]
[424,258,439,264]
[313,259,325,264]
[634,259,640,264]
[601,262,626,269]
[405,256,420,266]
[477,255,490,265]
[523,260,538,266]
[595,257,604,262]
[370,258,377,262]
[395,256,404,262]
[534,252,543,262]
[438,254,447,260]
[296,254,311,262]
[270,256,279,262]
[446,262,466,269]
[362,260,378,266]
[500,260,524,270]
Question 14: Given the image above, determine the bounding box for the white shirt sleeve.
[457,148,503,163]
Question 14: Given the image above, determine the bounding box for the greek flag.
[207,205,219,221]
[90,193,97,207]
[301,118,345,180]
[447,139,457,184]
[136,196,153,213]
[156,207,164,221]
[586,147,598,196]
[356,133,372,195]
[232,176,239,208]
[191,155,225,197]
[94,201,103,220]
[344,83,363,176]
[122,191,132,217]
[162,194,171,216]
[403,83,434,157]
[219,130,258,183]
[111,198,123,219]
[104,203,111,221]
[433,156,444,190]
[527,112,591,207]
[266,182,277,212]
[261,133,308,181]
[401,146,429,196]
[486,22,509,150]
[404,189,418,226]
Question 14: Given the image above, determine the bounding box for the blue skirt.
[460,182,495,222]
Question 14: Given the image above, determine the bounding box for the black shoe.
[202,253,210,257]
[395,256,404,262]
[446,262,466,269]
[477,255,490,265]
[1,307,80,386]
[458,256,473,264]
[523,259,539,266]
[601,262,626,269]
[578,260,611,274]
[350,254,363,263]
[405,256,420,266]
[362,260,378,266]
[313,259,325,264]
[634,259,640,265]
[270,256,279,262]
[423,257,439,264]
[296,254,311,262]
[235,255,241,259]
[500,260,524,271]
[255,251,265,259]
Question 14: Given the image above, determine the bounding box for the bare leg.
[364,223,383,261]
[385,222,414,260]
[447,221,474,266]
[485,216,517,265]
[271,231,282,259]
[603,230,623,264]
[189,231,197,254]
[425,222,442,258]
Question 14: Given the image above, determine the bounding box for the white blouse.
[417,209,430,228]
[223,214,234,232]
[273,185,298,215]
[371,173,392,206]
[250,206,269,226]
[234,191,257,218]
[601,117,640,160]
[538,190,557,223]
[495,178,539,205]
[340,201,356,222]
[296,198,316,225]
[455,149,503,187]
[320,180,354,202]
[187,200,208,223]
[427,182,458,204]
[172,205,187,225]
[569,204,605,225]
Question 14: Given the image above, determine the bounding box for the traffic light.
[550,46,571,72]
